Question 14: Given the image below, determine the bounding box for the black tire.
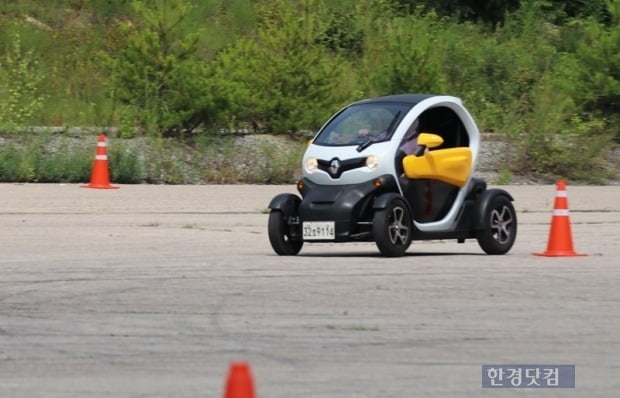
[268,210,303,255]
[373,199,412,257]
[476,195,517,254]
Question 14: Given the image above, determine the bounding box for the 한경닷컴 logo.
[482,365,575,388]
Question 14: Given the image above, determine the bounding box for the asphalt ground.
[1,183,619,397]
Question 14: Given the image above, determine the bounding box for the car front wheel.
[268,210,303,255]
[373,199,412,257]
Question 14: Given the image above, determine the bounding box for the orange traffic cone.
[223,362,256,398]
[81,133,119,189]
[533,180,586,257]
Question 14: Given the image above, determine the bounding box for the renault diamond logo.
[329,159,340,175]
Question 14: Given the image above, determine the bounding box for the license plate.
[303,221,335,240]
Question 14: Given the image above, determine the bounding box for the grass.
[0,132,306,184]
[495,169,513,185]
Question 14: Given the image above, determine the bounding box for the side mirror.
[417,133,443,148]
[413,133,443,156]
[413,133,443,157]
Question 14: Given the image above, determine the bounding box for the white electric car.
[268,94,517,257]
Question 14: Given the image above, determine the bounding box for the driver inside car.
[396,119,421,176]
[399,119,420,155]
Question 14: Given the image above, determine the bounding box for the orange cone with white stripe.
[81,133,119,189]
[223,362,256,398]
[533,180,585,257]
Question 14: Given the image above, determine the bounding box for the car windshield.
[313,102,412,147]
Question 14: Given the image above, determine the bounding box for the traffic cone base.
[534,251,587,257]
[80,184,119,189]
[81,133,119,189]
[533,180,586,257]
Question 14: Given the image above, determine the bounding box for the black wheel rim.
[490,205,514,245]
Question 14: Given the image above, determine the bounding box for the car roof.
[352,94,436,106]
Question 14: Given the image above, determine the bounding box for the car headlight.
[305,157,318,173]
[366,155,379,170]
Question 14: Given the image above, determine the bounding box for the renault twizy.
[268,94,517,257]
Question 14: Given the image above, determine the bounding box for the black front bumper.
[297,175,397,241]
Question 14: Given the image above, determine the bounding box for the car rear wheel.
[373,199,412,257]
[476,195,517,254]
[268,210,303,255]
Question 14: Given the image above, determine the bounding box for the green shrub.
[103,0,216,133]
[0,135,92,182]
[0,33,46,127]
[513,73,612,180]
[362,10,448,95]
[108,142,143,183]
[36,139,92,182]
[210,0,358,134]
[554,0,620,140]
